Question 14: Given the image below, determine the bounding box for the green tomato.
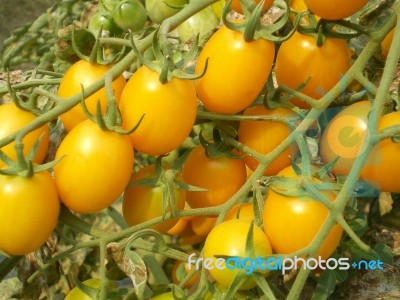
[145,0,187,24]
[177,6,219,43]
[112,0,147,32]
[211,0,225,19]
[88,10,120,35]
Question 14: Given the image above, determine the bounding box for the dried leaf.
[379,192,393,216]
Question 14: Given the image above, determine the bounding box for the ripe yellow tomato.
[238,105,298,175]
[361,111,400,192]
[119,65,197,155]
[225,203,255,221]
[122,165,186,233]
[195,25,275,114]
[275,31,352,108]
[203,219,272,290]
[320,101,371,176]
[304,0,368,20]
[0,103,49,168]
[57,60,126,132]
[381,28,395,59]
[54,120,134,214]
[263,166,343,260]
[0,171,59,256]
[182,144,247,208]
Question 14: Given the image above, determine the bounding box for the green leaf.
[373,242,394,264]
[311,269,337,300]
[347,218,368,236]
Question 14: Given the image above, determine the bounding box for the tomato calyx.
[199,128,243,160]
[129,29,207,84]
[70,23,126,66]
[0,135,59,178]
[79,72,144,135]
[222,0,292,43]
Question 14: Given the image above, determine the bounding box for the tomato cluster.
[0,0,398,299]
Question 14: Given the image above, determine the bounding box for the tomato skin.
[203,219,272,290]
[190,215,217,236]
[177,6,219,43]
[146,0,187,24]
[54,120,134,214]
[88,10,118,34]
[230,0,274,14]
[122,165,186,233]
[57,60,126,132]
[381,29,395,59]
[119,65,197,156]
[0,103,49,168]
[275,32,352,108]
[263,166,343,260]
[151,292,174,300]
[65,278,119,300]
[304,0,367,20]
[0,171,59,256]
[225,203,255,221]
[195,25,275,114]
[361,111,400,192]
[320,101,371,176]
[112,0,147,32]
[238,105,298,175]
[182,145,247,208]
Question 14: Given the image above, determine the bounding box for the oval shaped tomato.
[195,25,275,114]
[0,171,59,256]
[203,219,272,290]
[151,292,174,300]
[177,6,219,43]
[381,28,395,59]
[54,120,134,214]
[361,111,400,192]
[112,0,147,32]
[123,165,186,233]
[263,165,343,260]
[304,0,367,20]
[57,60,126,132]
[182,144,247,208]
[119,65,197,156]
[230,0,274,14]
[275,31,352,108]
[146,0,187,24]
[238,105,298,175]
[0,103,49,168]
[320,101,371,176]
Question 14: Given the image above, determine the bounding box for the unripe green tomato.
[145,0,187,24]
[112,0,147,32]
[88,10,120,35]
[211,0,225,19]
[177,6,219,43]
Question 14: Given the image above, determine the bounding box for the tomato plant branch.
[336,214,370,252]
[286,8,399,300]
